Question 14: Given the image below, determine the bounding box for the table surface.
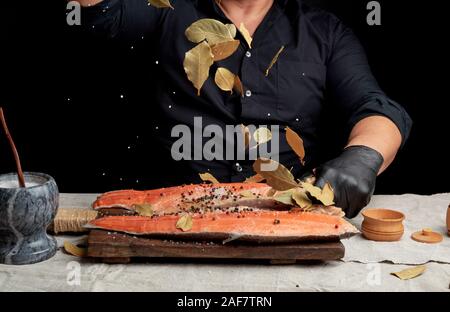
[1,193,450,292]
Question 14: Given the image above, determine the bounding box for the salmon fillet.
[93,183,281,215]
[86,210,358,243]
[92,183,345,217]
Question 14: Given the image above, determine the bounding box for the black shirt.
[82,0,412,185]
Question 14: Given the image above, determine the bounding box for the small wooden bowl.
[361,208,405,242]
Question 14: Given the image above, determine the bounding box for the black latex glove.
[315,145,384,218]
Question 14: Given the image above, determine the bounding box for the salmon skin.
[86,210,359,243]
[93,183,279,215]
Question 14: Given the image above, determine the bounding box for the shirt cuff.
[346,95,413,149]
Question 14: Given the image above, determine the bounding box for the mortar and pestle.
[0,108,59,265]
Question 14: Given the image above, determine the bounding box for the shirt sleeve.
[325,19,413,148]
[81,0,165,41]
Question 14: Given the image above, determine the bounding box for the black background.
[1,0,449,194]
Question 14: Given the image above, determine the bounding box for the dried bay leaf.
[225,23,237,39]
[176,214,193,232]
[244,173,265,183]
[233,75,244,97]
[292,188,313,209]
[185,19,236,45]
[253,158,300,191]
[215,67,236,93]
[253,127,272,145]
[133,204,154,217]
[286,127,305,165]
[391,265,426,280]
[301,182,335,206]
[199,172,220,184]
[148,0,174,9]
[265,45,285,77]
[273,190,295,205]
[239,124,251,148]
[321,183,335,206]
[211,39,240,61]
[183,41,214,96]
[239,23,253,48]
[64,241,87,258]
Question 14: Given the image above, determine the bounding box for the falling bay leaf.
[225,23,237,39]
[64,241,87,257]
[176,214,193,232]
[391,265,426,280]
[253,127,272,145]
[211,39,240,61]
[244,173,265,183]
[215,67,236,93]
[185,19,235,45]
[253,158,300,191]
[199,172,220,184]
[233,75,244,97]
[292,188,313,209]
[265,45,285,77]
[133,204,154,217]
[286,127,305,165]
[148,0,174,9]
[239,124,251,148]
[239,23,253,48]
[183,41,214,96]
[301,182,335,206]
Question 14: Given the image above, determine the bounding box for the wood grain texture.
[87,230,344,263]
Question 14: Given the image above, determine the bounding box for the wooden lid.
[411,228,443,244]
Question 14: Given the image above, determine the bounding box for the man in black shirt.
[76,0,412,217]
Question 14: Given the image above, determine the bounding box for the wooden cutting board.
[87,230,345,264]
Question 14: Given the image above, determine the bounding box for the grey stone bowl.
[0,172,59,265]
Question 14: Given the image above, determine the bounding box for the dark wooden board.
[87,230,345,264]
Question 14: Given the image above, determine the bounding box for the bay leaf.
[133,204,154,217]
[239,23,253,48]
[211,39,240,61]
[239,124,251,148]
[233,75,244,97]
[64,241,87,257]
[148,0,174,9]
[183,41,214,96]
[185,19,235,45]
[321,182,335,206]
[265,45,285,77]
[253,158,300,191]
[240,190,255,198]
[292,188,313,209]
[199,172,220,184]
[215,67,235,93]
[273,190,295,205]
[253,127,272,145]
[176,214,193,232]
[286,127,305,165]
[391,265,426,280]
[244,173,265,183]
[226,23,237,39]
[301,182,335,206]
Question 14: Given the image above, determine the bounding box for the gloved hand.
[314,145,384,218]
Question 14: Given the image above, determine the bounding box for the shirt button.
[245,51,252,58]
[245,90,252,97]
